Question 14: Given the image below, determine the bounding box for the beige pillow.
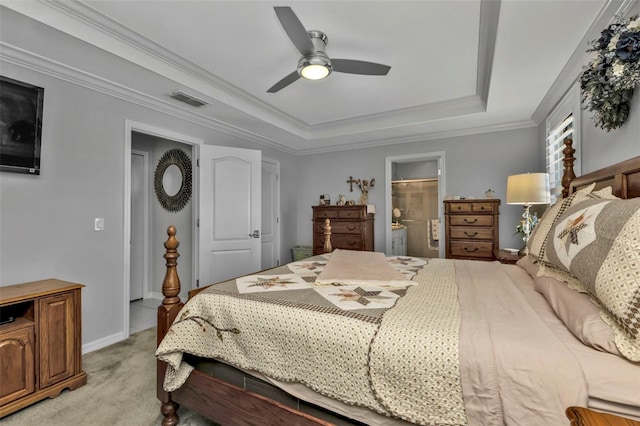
[527,183,595,265]
[588,186,619,200]
[543,197,640,362]
[534,276,621,356]
[516,255,539,279]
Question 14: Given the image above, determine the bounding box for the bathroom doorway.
[392,178,439,258]
[384,152,445,258]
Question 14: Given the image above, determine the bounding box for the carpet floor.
[2,327,216,426]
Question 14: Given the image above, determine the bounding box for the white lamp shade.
[506,173,550,205]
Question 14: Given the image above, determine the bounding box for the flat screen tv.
[0,76,44,175]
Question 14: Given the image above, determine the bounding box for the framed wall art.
[0,76,45,175]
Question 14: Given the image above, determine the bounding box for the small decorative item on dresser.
[319,194,330,206]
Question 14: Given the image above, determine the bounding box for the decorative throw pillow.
[526,183,595,265]
[534,276,621,356]
[516,255,540,279]
[543,197,640,361]
[588,186,619,200]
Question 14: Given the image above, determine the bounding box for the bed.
[156,140,640,426]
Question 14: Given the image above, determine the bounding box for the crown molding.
[300,120,538,155]
[0,42,298,155]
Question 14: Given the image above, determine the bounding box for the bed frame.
[157,139,640,426]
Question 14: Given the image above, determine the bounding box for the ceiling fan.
[267,6,391,93]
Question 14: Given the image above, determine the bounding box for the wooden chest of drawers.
[444,199,500,260]
[312,205,374,255]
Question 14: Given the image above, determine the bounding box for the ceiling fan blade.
[267,71,301,93]
[274,6,315,56]
[332,59,391,76]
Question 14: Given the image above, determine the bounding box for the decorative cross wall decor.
[347,176,359,192]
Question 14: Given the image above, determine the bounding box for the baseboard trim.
[82,330,127,354]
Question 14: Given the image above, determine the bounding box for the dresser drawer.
[315,221,363,234]
[331,234,364,250]
[337,209,366,219]
[313,209,338,219]
[470,202,497,213]
[449,227,494,240]
[450,241,494,258]
[446,201,498,214]
[449,215,494,227]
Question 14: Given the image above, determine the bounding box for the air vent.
[170,90,208,107]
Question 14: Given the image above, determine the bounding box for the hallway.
[129,297,161,334]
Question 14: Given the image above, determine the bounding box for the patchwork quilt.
[156,253,587,425]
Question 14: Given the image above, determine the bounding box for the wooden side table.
[566,406,640,425]
[493,249,523,264]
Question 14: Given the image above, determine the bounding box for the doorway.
[384,152,446,258]
[130,149,149,302]
[124,121,280,339]
[391,178,439,258]
[124,121,202,338]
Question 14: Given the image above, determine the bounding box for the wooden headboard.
[563,139,640,199]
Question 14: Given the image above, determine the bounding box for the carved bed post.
[157,225,184,426]
[561,138,576,199]
[323,218,332,253]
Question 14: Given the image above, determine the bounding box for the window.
[545,83,581,204]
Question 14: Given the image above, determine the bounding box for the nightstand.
[566,406,640,425]
[493,249,523,264]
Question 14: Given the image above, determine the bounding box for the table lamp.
[506,173,550,254]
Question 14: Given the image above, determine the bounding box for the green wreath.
[580,15,640,131]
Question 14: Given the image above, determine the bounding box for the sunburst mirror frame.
[154,149,192,212]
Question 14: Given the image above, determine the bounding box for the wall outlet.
[94,217,104,231]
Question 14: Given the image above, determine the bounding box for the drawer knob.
[464,218,478,224]
[347,241,357,246]
[464,231,478,237]
[464,247,479,253]
[347,225,357,230]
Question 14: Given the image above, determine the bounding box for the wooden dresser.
[312,205,374,255]
[444,199,500,261]
[0,279,87,418]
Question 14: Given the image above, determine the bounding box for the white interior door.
[261,160,280,269]
[130,151,147,301]
[199,145,261,285]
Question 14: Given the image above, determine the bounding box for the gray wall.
[294,126,541,251]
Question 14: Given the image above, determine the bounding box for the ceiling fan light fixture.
[298,54,331,80]
[301,63,330,80]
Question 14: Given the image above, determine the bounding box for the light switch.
[94,217,104,231]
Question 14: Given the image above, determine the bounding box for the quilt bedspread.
[156,255,588,425]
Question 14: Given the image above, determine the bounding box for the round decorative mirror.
[154,149,192,212]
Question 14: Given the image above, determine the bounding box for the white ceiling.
[2,1,614,154]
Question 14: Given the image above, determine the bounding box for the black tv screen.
[0,76,44,175]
